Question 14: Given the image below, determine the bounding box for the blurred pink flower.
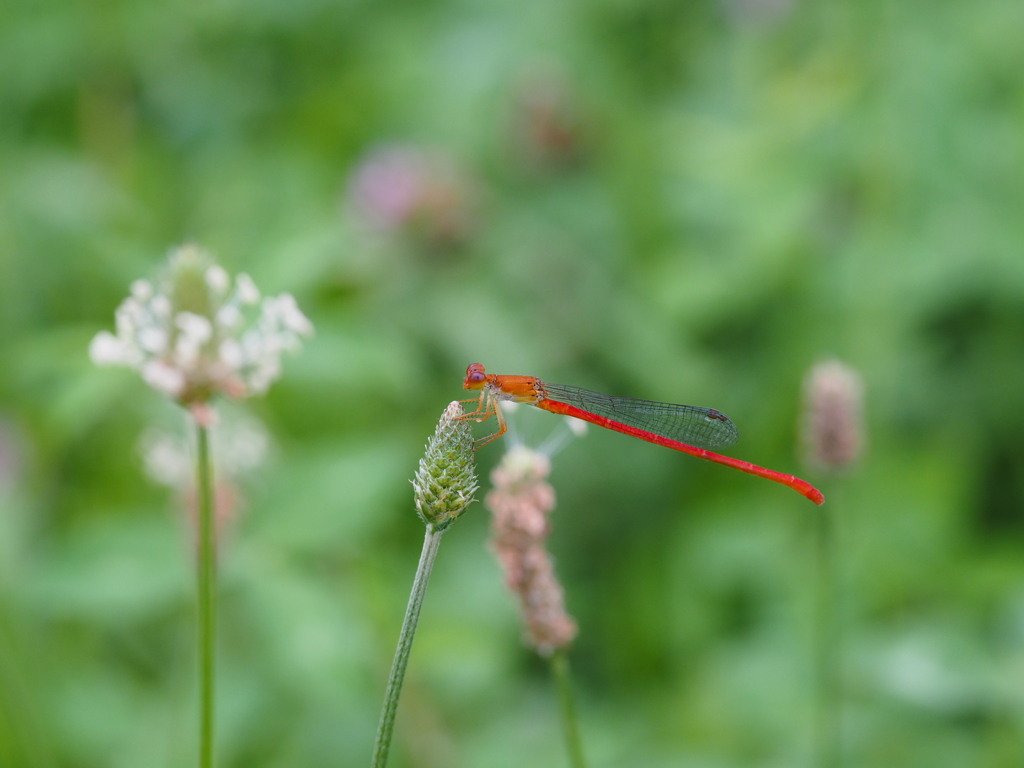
[486,445,577,656]
[802,359,865,472]
[346,144,477,249]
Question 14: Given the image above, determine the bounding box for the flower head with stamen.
[141,410,270,553]
[90,244,314,408]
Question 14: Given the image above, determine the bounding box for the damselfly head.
[464,363,488,390]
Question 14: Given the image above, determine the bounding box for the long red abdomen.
[538,398,824,505]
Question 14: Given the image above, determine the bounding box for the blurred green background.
[3,0,1024,765]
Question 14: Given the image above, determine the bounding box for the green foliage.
[2,0,1024,765]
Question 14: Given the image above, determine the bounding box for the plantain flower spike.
[90,244,313,411]
[802,359,864,473]
[413,402,479,532]
[487,445,577,656]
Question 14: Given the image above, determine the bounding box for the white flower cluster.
[141,411,270,489]
[90,245,313,402]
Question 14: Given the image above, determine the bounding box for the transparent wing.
[541,382,738,450]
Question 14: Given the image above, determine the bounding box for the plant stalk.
[371,525,444,768]
[813,502,839,768]
[550,649,586,768]
[196,423,216,768]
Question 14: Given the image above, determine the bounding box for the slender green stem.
[550,650,586,768]
[813,502,839,768]
[372,526,444,768]
[195,422,216,768]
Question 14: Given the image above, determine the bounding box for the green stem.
[813,502,839,768]
[371,525,444,768]
[196,422,216,768]
[550,650,586,768]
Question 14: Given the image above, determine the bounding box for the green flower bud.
[413,402,478,531]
